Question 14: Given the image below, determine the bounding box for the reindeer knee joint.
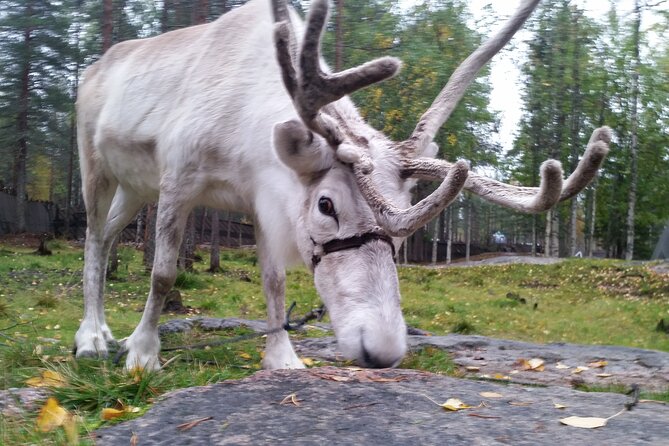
[152,271,175,296]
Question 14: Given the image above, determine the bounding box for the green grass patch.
[400,346,459,375]
[1,240,668,444]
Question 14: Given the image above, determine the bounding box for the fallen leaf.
[596,373,613,378]
[508,401,532,407]
[176,416,214,431]
[571,366,589,374]
[492,373,512,380]
[101,401,141,421]
[554,403,568,409]
[301,357,315,367]
[26,370,67,388]
[555,363,571,370]
[518,358,545,371]
[465,366,480,372]
[588,360,608,368]
[101,408,126,421]
[441,398,472,411]
[36,398,69,432]
[279,393,302,407]
[238,352,252,360]
[424,394,472,411]
[479,392,504,399]
[559,416,607,429]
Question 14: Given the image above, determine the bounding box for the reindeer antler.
[273,0,469,236]
[396,0,609,212]
[274,0,401,146]
[400,127,611,212]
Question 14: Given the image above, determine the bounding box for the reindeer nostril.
[360,343,401,369]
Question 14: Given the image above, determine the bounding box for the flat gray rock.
[296,335,669,391]
[94,367,669,445]
[158,318,669,391]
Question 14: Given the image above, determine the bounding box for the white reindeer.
[74,0,610,370]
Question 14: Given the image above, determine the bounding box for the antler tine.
[273,0,401,144]
[559,126,611,201]
[400,127,611,213]
[401,0,541,156]
[354,156,469,237]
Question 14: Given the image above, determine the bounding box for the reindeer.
[74,0,610,370]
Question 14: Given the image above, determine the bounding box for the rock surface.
[297,335,669,391]
[158,317,669,391]
[94,367,668,445]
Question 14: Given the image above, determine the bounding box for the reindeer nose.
[361,345,402,369]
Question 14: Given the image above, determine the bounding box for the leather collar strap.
[312,232,395,268]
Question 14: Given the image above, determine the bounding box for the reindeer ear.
[273,120,334,179]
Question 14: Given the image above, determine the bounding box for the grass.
[1,239,668,443]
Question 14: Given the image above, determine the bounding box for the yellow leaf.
[36,398,69,432]
[479,392,504,399]
[101,408,127,421]
[301,357,315,367]
[26,370,67,388]
[596,373,613,378]
[441,398,471,411]
[238,352,252,360]
[559,416,608,429]
[572,366,589,374]
[492,373,511,380]
[42,370,67,387]
[519,358,545,371]
[588,360,608,368]
[465,366,480,372]
[554,403,568,409]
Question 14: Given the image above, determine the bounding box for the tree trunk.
[102,0,113,52]
[531,215,537,256]
[106,236,119,278]
[465,199,471,261]
[550,208,560,257]
[545,210,552,257]
[209,209,221,272]
[586,184,597,257]
[431,215,440,265]
[335,0,344,71]
[178,211,196,271]
[135,206,144,244]
[194,0,209,25]
[446,208,452,264]
[625,0,641,261]
[568,9,583,257]
[143,203,157,272]
[15,4,32,234]
[569,199,578,256]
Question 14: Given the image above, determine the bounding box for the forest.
[0,0,667,261]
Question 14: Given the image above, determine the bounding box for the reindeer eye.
[318,197,336,217]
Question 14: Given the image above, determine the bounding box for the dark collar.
[311,232,396,268]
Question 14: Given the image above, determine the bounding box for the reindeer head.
[271,0,609,368]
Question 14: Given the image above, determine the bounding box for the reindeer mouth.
[360,331,403,369]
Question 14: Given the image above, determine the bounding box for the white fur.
[74,0,421,370]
